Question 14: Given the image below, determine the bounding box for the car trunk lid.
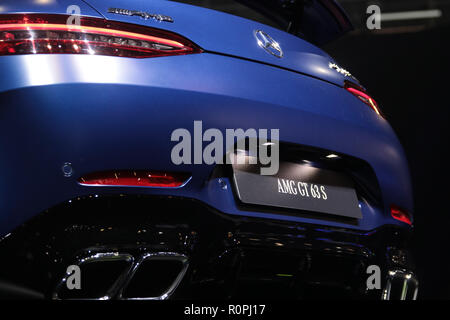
[83,0,353,85]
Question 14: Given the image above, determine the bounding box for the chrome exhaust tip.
[381,269,419,300]
[119,252,188,300]
[53,251,188,300]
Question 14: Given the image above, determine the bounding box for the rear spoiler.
[237,0,353,46]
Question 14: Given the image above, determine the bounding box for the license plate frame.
[232,161,362,219]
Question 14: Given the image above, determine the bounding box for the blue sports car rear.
[0,0,417,300]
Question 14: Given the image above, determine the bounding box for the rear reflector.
[0,14,202,58]
[391,205,412,225]
[78,171,191,188]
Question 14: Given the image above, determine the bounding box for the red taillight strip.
[78,171,191,188]
[391,205,412,225]
[0,23,185,48]
[346,87,381,116]
[344,81,383,117]
[0,14,202,58]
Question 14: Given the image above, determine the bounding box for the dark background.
[324,0,450,299]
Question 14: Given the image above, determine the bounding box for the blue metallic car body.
[0,0,413,238]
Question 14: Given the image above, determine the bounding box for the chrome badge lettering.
[108,8,174,23]
[329,62,352,77]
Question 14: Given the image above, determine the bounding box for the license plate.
[232,161,362,219]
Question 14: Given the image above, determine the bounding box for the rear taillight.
[78,171,191,188]
[344,81,382,117]
[391,205,412,225]
[0,14,202,58]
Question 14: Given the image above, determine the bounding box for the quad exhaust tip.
[53,252,189,300]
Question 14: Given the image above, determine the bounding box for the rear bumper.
[0,195,416,299]
[0,53,413,235]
